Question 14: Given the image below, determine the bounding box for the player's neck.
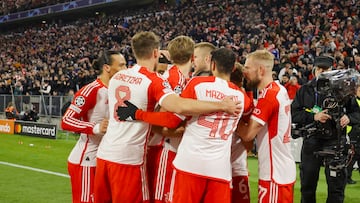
[137,59,156,72]
[258,76,273,90]
[214,72,230,81]
[99,74,109,87]
[176,61,192,79]
[194,66,210,76]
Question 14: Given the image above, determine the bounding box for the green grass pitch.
[1,132,360,202]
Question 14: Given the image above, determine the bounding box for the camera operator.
[291,55,360,203]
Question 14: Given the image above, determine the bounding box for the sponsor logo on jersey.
[253,108,261,115]
[75,96,85,107]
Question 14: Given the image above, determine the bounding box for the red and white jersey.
[173,76,252,182]
[148,65,187,151]
[251,81,296,184]
[97,64,174,165]
[163,64,187,95]
[231,135,248,177]
[61,79,108,166]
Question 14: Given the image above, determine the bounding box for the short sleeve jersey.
[97,64,174,165]
[173,76,252,182]
[251,81,296,184]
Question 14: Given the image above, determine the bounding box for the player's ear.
[153,48,159,60]
[205,54,211,64]
[211,61,216,72]
[259,65,265,76]
[103,64,111,73]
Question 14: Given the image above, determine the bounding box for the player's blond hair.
[167,35,195,65]
[194,42,216,55]
[246,49,274,69]
[131,31,160,60]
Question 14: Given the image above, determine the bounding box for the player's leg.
[147,146,163,202]
[231,175,250,203]
[109,163,149,203]
[68,162,96,203]
[168,169,205,203]
[154,149,176,203]
[93,158,112,203]
[258,180,294,203]
[68,162,81,203]
[203,179,231,203]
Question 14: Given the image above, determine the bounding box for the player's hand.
[314,109,331,123]
[117,100,139,121]
[99,119,109,134]
[162,126,185,137]
[221,96,242,116]
[159,50,171,61]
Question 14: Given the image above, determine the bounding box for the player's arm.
[236,95,270,142]
[61,89,104,135]
[136,110,183,128]
[117,100,183,128]
[241,140,254,152]
[152,125,185,138]
[236,118,263,142]
[151,74,241,116]
[160,91,241,116]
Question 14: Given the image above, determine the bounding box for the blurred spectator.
[5,102,19,119]
[13,80,23,95]
[39,80,51,95]
[280,73,290,86]
[284,75,301,100]
[0,81,8,94]
[0,0,72,15]
[0,0,359,97]
[279,61,297,81]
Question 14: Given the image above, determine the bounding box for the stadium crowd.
[0,0,360,98]
[0,0,71,15]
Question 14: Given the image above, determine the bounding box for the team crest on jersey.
[174,85,183,94]
[74,96,85,107]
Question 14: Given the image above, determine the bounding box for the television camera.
[292,69,360,169]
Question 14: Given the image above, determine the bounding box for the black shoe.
[347,179,357,184]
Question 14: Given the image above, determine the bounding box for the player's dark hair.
[92,50,121,70]
[210,48,236,74]
[230,62,244,87]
